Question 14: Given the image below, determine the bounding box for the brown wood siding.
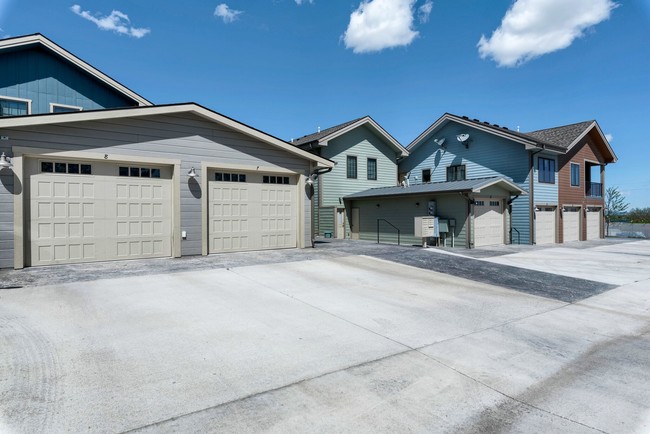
[558,133,606,242]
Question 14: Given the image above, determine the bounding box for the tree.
[627,207,650,224]
[605,186,629,235]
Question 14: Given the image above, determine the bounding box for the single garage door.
[535,207,556,244]
[563,207,581,242]
[209,171,297,253]
[27,159,173,266]
[474,198,504,247]
[586,208,601,240]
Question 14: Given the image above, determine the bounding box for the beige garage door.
[563,208,580,242]
[209,171,297,253]
[474,198,504,247]
[535,207,556,244]
[586,208,601,240]
[27,159,173,266]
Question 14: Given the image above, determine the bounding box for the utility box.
[414,216,439,238]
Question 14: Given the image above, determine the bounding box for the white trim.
[0,34,151,106]
[0,95,32,115]
[0,104,335,168]
[565,121,617,163]
[318,116,408,157]
[50,102,83,113]
[472,178,527,195]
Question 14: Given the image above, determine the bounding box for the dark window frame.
[367,158,377,181]
[538,157,556,184]
[446,164,466,182]
[347,155,358,179]
[570,163,580,187]
[422,169,431,183]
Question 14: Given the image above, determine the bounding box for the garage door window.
[41,161,91,175]
[119,166,161,178]
[215,173,247,182]
[263,175,290,185]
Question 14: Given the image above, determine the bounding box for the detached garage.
[0,104,333,269]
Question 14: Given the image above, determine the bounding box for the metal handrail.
[510,227,521,245]
[377,219,401,245]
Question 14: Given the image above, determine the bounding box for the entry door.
[336,209,345,239]
[351,208,360,240]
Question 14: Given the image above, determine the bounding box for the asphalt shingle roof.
[292,117,366,146]
[525,120,595,149]
[344,176,525,200]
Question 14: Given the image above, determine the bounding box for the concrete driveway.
[1,241,649,433]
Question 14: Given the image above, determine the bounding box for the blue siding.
[400,121,532,244]
[533,153,558,204]
[0,48,136,114]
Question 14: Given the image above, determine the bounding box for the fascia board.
[566,121,618,163]
[0,103,334,168]
[472,178,528,195]
[318,117,408,157]
[0,34,152,106]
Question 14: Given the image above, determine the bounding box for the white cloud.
[605,133,614,142]
[294,0,314,4]
[70,5,150,38]
[214,4,243,23]
[418,0,433,23]
[343,0,420,53]
[477,0,617,67]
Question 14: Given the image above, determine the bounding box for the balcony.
[586,182,603,198]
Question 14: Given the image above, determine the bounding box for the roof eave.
[318,116,408,157]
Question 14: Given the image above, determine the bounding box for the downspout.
[309,165,333,248]
[529,148,544,245]
[507,195,519,244]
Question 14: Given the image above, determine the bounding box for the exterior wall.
[532,152,559,204]
[401,122,532,243]
[314,125,401,237]
[0,112,312,268]
[558,134,607,242]
[0,47,137,114]
[348,193,468,247]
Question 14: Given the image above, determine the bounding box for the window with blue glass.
[570,163,580,186]
[538,157,555,184]
[347,156,357,179]
[0,97,29,117]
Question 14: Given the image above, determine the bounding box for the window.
[474,200,485,206]
[446,165,466,182]
[262,175,290,184]
[0,96,30,117]
[367,158,377,180]
[119,166,161,178]
[422,169,431,183]
[538,157,555,184]
[571,163,580,186]
[214,172,247,182]
[347,156,357,179]
[490,200,500,207]
[50,103,83,113]
[41,161,91,175]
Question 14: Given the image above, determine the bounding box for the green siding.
[319,207,335,235]
[349,193,468,247]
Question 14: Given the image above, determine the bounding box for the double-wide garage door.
[209,171,297,253]
[474,198,504,247]
[27,158,172,266]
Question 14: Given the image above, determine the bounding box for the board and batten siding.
[320,126,400,207]
[0,112,312,268]
[0,48,137,113]
[400,122,531,244]
[349,193,468,247]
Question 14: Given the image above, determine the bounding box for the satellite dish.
[456,134,470,148]
[434,138,446,147]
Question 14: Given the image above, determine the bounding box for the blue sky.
[1,0,649,207]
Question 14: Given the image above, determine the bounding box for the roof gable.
[0,103,334,168]
[0,33,151,107]
[293,116,408,158]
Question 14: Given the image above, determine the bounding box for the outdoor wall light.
[0,152,12,169]
[416,202,420,207]
[188,167,198,178]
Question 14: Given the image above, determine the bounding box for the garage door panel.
[563,209,580,242]
[474,198,504,247]
[535,209,556,245]
[586,210,601,240]
[209,173,297,254]
[28,159,172,266]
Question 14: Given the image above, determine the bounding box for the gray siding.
[0,112,311,267]
[0,47,137,113]
[533,153,559,204]
[349,193,468,247]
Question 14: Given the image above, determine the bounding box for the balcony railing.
[586,182,603,198]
